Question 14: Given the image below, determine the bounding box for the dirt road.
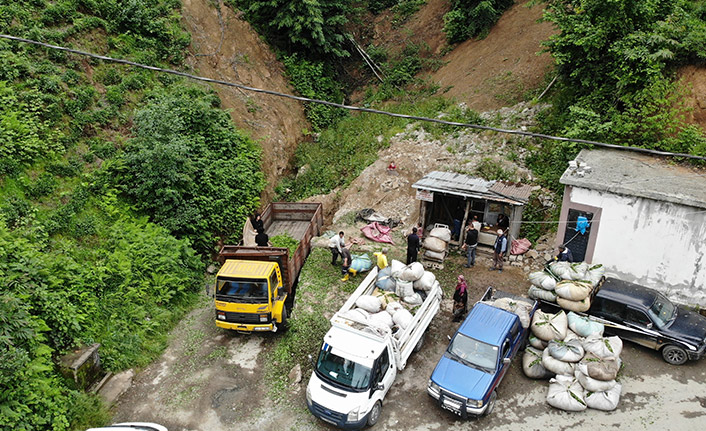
[111,251,706,431]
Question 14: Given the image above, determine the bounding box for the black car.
[587,278,706,365]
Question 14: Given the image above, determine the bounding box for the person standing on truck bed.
[489,229,507,272]
[329,231,345,266]
[252,212,264,232]
[406,227,420,265]
[255,227,270,247]
[452,275,468,322]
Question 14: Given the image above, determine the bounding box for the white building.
[559,148,706,307]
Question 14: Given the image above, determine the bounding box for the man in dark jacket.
[490,229,508,272]
[406,227,420,264]
[255,227,269,247]
[462,223,479,267]
[556,244,574,262]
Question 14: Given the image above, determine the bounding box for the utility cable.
[2,34,706,162]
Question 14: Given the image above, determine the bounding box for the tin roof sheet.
[411,171,530,204]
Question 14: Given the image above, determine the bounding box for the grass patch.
[270,233,300,255]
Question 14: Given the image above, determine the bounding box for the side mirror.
[375,383,385,392]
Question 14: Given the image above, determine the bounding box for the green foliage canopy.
[443,0,514,43]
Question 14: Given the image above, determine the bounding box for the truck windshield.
[316,349,372,391]
[447,333,498,373]
[216,277,268,303]
[647,294,676,329]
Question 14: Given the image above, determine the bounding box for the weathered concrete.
[99,369,134,405]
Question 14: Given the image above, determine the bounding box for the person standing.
[556,244,574,262]
[452,275,468,322]
[340,246,354,281]
[373,248,388,270]
[406,227,420,265]
[252,212,264,232]
[497,213,509,231]
[255,227,270,247]
[490,229,508,272]
[462,223,478,268]
[328,231,345,266]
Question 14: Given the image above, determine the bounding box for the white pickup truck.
[306,267,442,429]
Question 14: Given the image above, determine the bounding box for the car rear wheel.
[413,331,426,353]
[483,391,497,416]
[662,345,687,365]
[367,401,382,427]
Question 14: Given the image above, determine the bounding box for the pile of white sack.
[374,260,440,306]
[528,262,605,312]
[421,226,451,262]
[344,262,440,336]
[523,310,624,412]
[481,297,533,329]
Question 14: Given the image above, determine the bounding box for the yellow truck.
[215,202,323,333]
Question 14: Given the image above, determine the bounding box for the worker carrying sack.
[531,309,568,341]
[546,375,587,412]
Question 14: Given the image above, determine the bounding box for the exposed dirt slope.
[181,0,308,201]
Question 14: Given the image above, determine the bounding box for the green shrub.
[443,0,513,43]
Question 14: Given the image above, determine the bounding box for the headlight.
[347,406,361,422]
[467,398,483,408]
[259,314,269,322]
[306,385,312,404]
[428,380,440,394]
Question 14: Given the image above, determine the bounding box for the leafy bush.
[270,233,299,255]
[443,0,514,43]
[120,86,264,250]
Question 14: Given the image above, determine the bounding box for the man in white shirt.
[328,231,345,266]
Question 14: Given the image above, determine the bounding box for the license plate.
[441,398,461,415]
[321,416,336,425]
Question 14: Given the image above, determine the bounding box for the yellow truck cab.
[215,260,287,332]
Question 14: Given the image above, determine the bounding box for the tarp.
[361,222,395,244]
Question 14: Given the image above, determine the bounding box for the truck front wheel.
[662,345,687,365]
[278,306,289,332]
[367,401,382,427]
[483,391,497,416]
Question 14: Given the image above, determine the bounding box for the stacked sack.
[522,309,624,412]
[528,262,605,312]
[422,226,451,262]
[375,260,440,306]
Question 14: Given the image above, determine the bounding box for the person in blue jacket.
[556,244,574,262]
[489,229,507,272]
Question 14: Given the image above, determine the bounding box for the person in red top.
[387,161,398,175]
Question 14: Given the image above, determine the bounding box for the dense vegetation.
[0,0,263,429]
[443,0,514,43]
[532,0,706,190]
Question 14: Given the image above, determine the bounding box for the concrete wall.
[567,186,706,307]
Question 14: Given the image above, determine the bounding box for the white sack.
[583,335,623,359]
[529,334,548,350]
[369,311,394,329]
[385,301,404,316]
[548,261,572,280]
[523,347,554,379]
[546,375,587,412]
[585,382,622,411]
[528,286,557,303]
[403,293,423,306]
[542,347,576,376]
[567,262,589,280]
[393,309,413,329]
[429,227,451,243]
[397,262,425,282]
[548,339,585,363]
[422,236,447,253]
[423,249,445,260]
[413,271,436,291]
[490,297,532,329]
[557,296,591,313]
[395,279,414,298]
[531,309,568,341]
[567,312,604,337]
[577,353,621,381]
[574,370,617,393]
[355,295,382,313]
[563,329,581,342]
[585,264,605,287]
[390,259,405,275]
[555,280,593,301]
[341,309,369,322]
[529,271,557,290]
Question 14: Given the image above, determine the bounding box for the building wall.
[567,186,706,307]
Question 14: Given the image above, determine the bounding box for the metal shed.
[411,171,533,246]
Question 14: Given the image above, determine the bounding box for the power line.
[2,33,706,162]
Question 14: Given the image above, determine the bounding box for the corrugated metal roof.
[489,181,534,202]
[411,171,530,205]
[560,149,706,209]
